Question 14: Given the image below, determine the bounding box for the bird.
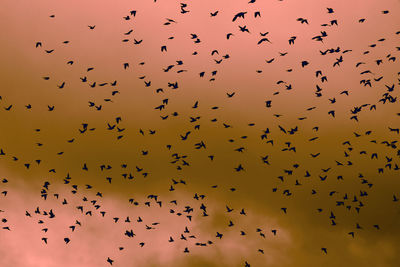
[210,11,218,17]
[106,257,114,265]
[232,12,247,22]
[257,38,271,44]
[238,25,250,33]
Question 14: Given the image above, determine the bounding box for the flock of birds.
[1,0,400,266]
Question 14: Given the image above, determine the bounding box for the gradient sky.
[1,0,400,266]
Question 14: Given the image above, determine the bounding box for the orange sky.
[1,0,400,266]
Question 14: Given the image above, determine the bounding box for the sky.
[0,0,400,266]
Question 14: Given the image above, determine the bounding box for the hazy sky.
[1,0,400,266]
